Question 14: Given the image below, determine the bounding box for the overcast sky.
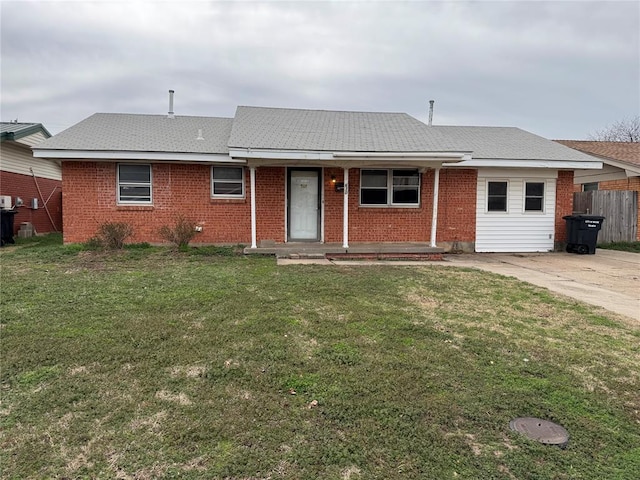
[1,0,638,139]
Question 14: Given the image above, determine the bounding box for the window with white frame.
[583,182,598,192]
[487,181,507,212]
[524,182,545,212]
[118,164,152,203]
[212,167,244,197]
[360,169,420,206]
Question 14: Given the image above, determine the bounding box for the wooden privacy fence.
[573,190,638,243]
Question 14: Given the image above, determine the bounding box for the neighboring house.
[32,106,601,252]
[0,122,62,234]
[554,140,640,241]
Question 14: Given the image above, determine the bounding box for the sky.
[1,0,638,139]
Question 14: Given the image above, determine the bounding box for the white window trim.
[486,179,509,214]
[523,180,546,214]
[211,166,245,198]
[359,169,420,207]
[117,163,152,205]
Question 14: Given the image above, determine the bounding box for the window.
[118,164,152,203]
[524,182,545,212]
[487,181,507,212]
[212,167,244,197]
[583,182,598,192]
[360,169,420,206]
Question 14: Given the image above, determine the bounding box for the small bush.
[158,216,199,248]
[95,222,134,250]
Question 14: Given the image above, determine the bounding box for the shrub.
[158,216,199,248]
[95,222,134,249]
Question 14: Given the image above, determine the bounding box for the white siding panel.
[0,143,62,180]
[16,132,48,147]
[476,168,556,252]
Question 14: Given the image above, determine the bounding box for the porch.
[244,242,445,260]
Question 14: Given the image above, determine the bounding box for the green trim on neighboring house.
[0,123,52,142]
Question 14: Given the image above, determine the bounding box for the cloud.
[1,0,638,138]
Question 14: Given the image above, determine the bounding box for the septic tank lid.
[509,417,569,448]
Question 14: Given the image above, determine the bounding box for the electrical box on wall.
[31,198,38,210]
[0,196,11,210]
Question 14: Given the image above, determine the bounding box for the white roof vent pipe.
[428,100,434,126]
[168,90,175,119]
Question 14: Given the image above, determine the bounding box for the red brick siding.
[256,167,286,243]
[554,170,574,243]
[0,170,62,233]
[61,162,527,247]
[62,162,254,244]
[436,169,477,242]
[323,168,477,244]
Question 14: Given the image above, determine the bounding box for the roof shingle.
[554,140,640,167]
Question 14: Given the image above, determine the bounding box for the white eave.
[32,149,239,163]
[445,158,604,170]
[229,148,470,167]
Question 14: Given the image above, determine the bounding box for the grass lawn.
[1,236,639,479]
[598,241,640,253]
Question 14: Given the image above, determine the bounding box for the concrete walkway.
[278,250,640,322]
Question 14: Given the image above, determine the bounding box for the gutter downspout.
[250,166,257,248]
[342,168,349,249]
[430,166,440,247]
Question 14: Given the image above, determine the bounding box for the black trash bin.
[563,215,605,254]
[0,209,18,246]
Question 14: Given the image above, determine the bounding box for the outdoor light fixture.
[331,175,336,184]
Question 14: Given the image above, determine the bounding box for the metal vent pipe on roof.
[168,90,175,118]
[428,100,434,126]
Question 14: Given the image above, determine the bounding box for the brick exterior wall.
[62,162,253,244]
[323,168,478,244]
[0,170,62,234]
[61,161,576,247]
[554,170,574,243]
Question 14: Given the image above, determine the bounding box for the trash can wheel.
[576,244,589,255]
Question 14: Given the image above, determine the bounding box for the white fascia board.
[33,149,240,163]
[332,152,470,161]
[599,158,640,176]
[229,148,470,163]
[229,148,335,161]
[445,158,604,170]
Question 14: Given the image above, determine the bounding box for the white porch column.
[342,168,349,249]
[430,166,441,247]
[250,166,257,249]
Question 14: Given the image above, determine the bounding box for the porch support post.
[430,166,441,248]
[250,166,257,249]
[342,168,349,249]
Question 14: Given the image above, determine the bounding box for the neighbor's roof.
[34,113,233,154]
[1,122,51,141]
[228,106,466,153]
[430,126,601,162]
[554,140,640,167]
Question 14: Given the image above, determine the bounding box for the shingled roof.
[228,106,465,153]
[554,140,640,167]
[1,122,51,141]
[33,107,602,164]
[36,113,233,154]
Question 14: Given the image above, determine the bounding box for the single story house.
[33,105,602,253]
[1,122,62,234]
[555,140,640,241]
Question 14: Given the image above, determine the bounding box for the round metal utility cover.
[509,417,569,447]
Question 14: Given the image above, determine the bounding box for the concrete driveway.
[444,250,640,322]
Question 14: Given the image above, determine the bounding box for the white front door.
[288,169,320,241]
